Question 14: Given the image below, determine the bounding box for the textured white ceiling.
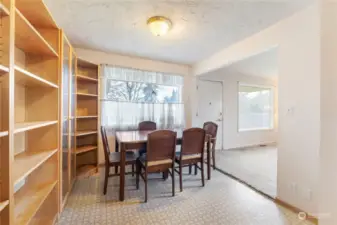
[204,47,278,80]
[44,0,312,64]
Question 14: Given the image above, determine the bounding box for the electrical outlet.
[303,188,312,201]
[290,182,297,193]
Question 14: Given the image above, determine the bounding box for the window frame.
[104,78,183,104]
[237,82,275,132]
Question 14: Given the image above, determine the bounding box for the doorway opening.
[197,47,278,199]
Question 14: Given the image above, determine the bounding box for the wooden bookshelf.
[0,2,9,17]
[0,131,8,137]
[15,8,58,57]
[76,115,98,119]
[75,59,99,178]
[0,0,11,223]
[14,181,57,225]
[13,149,58,186]
[14,121,58,134]
[0,0,100,223]
[75,145,97,155]
[60,33,79,209]
[15,65,58,88]
[0,200,9,212]
[0,0,62,224]
[76,130,98,137]
[76,92,98,98]
[76,75,98,83]
[0,65,9,75]
[15,0,58,28]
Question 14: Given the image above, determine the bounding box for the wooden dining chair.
[203,121,218,170]
[136,130,177,202]
[138,121,157,131]
[175,128,206,192]
[101,126,138,195]
[138,121,157,155]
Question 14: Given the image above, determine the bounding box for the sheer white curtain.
[100,65,185,131]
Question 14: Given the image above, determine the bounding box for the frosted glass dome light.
[147,16,172,36]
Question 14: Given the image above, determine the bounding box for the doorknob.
[217,112,223,122]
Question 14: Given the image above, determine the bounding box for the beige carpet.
[215,145,277,198]
[57,166,313,225]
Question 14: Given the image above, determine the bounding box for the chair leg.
[144,169,148,203]
[179,163,183,192]
[188,165,192,175]
[194,163,198,175]
[163,170,169,180]
[132,164,135,177]
[103,165,109,195]
[171,167,175,197]
[201,160,205,187]
[114,166,118,174]
[136,162,140,190]
[212,148,216,170]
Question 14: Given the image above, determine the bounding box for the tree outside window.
[106,79,181,103]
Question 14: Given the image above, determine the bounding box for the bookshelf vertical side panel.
[0,76,10,224]
[96,65,100,166]
[7,0,16,224]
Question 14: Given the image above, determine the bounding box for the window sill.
[238,127,274,132]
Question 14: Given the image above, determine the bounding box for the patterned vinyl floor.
[57,167,313,225]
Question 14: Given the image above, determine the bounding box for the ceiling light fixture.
[147,16,172,36]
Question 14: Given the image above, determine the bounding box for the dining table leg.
[207,138,211,180]
[115,138,119,174]
[119,143,125,201]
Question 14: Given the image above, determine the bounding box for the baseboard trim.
[274,198,318,225]
[223,142,277,151]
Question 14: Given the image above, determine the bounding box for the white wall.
[75,48,190,76]
[205,73,278,150]
[193,3,320,215]
[75,48,195,164]
[319,2,337,225]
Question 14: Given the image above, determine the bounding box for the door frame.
[197,78,224,150]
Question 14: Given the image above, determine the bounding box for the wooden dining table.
[115,129,212,201]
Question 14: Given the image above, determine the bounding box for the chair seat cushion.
[110,151,138,163]
[175,152,202,161]
[138,154,173,166]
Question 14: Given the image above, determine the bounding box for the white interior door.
[197,80,223,150]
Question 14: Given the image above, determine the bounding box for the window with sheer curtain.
[100,65,185,131]
[238,83,274,131]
